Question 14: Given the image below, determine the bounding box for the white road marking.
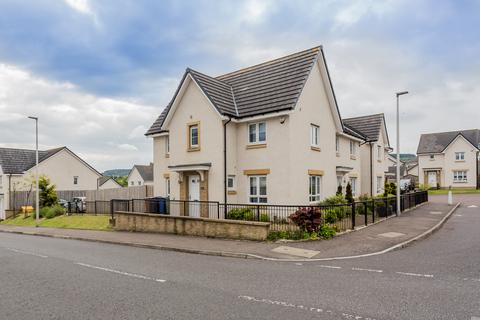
[468,205,478,208]
[318,265,342,269]
[463,278,480,282]
[238,295,377,320]
[5,247,48,258]
[471,317,480,320]
[294,263,303,266]
[396,272,433,278]
[352,267,383,273]
[454,214,463,217]
[429,211,443,215]
[75,262,166,283]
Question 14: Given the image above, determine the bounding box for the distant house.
[417,129,480,189]
[343,114,391,196]
[0,147,102,219]
[97,176,122,190]
[128,164,154,187]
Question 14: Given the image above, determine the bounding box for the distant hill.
[103,169,131,177]
[390,153,417,162]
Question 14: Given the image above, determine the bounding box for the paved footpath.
[0,200,458,261]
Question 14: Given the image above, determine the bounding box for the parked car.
[58,199,69,209]
[71,197,87,213]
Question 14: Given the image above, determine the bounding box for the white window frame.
[130,181,134,186]
[227,175,236,191]
[377,176,383,193]
[73,176,78,185]
[310,124,319,147]
[377,145,382,160]
[165,177,170,197]
[248,122,266,144]
[336,175,343,188]
[350,141,356,156]
[453,170,467,183]
[349,177,357,197]
[455,152,465,161]
[335,136,340,153]
[165,136,170,155]
[309,175,322,203]
[138,181,142,186]
[430,154,435,160]
[189,124,199,148]
[249,175,267,203]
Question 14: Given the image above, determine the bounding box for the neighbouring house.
[0,147,102,219]
[128,164,154,187]
[343,114,392,196]
[146,46,383,210]
[97,176,123,190]
[417,129,480,189]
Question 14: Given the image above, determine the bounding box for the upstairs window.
[73,176,78,185]
[350,141,356,155]
[430,154,435,160]
[227,175,236,191]
[335,136,340,153]
[138,181,142,186]
[455,152,465,161]
[310,124,319,147]
[165,136,170,155]
[130,181,134,186]
[248,122,266,144]
[188,123,200,150]
[377,145,382,160]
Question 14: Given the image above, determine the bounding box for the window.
[350,141,356,155]
[430,154,435,160]
[335,136,340,153]
[248,122,266,144]
[455,152,465,161]
[0,175,3,188]
[453,171,467,182]
[249,175,267,203]
[227,175,236,191]
[189,123,199,149]
[377,176,383,193]
[138,181,142,186]
[309,175,322,202]
[350,177,357,197]
[165,178,170,197]
[336,175,343,188]
[310,124,319,147]
[165,136,170,155]
[73,176,78,185]
[130,181,134,186]
[377,145,382,160]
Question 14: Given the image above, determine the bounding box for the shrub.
[39,176,58,207]
[320,194,348,206]
[288,207,322,233]
[259,214,270,222]
[323,211,337,224]
[345,182,354,204]
[38,207,50,218]
[336,185,343,196]
[318,225,336,239]
[227,208,255,221]
[45,205,65,219]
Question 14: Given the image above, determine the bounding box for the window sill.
[377,159,382,163]
[350,155,356,160]
[454,160,465,162]
[311,146,321,152]
[453,181,468,183]
[165,153,170,158]
[246,143,267,150]
[227,190,237,195]
[336,152,340,157]
[187,147,200,152]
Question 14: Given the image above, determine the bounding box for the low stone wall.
[114,211,270,241]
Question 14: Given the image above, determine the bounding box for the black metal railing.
[109,190,428,232]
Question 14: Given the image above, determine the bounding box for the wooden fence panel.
[85,185,153,201]
[10,190,87,210]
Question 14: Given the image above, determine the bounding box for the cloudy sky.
[0,0,479,171]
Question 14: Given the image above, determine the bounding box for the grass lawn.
[428,188,480,195]
[0,214,111,231]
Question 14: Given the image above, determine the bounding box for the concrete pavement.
[0,201,458,260]
[0,195,478,319]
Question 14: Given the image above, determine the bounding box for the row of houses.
[0,146,154,219]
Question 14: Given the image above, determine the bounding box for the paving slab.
[0,201,457,261]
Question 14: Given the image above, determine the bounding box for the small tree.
[345,182,354,204]
[39,176,57,207]
[336,185,343,196]
[389,182,397,196]
[289,207,322,233]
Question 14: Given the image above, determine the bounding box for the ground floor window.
[453,170,467,182]
[165,178,170,197]
[336,175,343,187]
[376,176,383,193]
[349,177,357,197]
[309,175,322,203]
[249,175,267,203]
[227,175,236,191]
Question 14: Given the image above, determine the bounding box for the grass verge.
[428,188,480,195]
[0,214,111,231]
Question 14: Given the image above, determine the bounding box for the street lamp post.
[28,116,39,227]
[396,91,408,216]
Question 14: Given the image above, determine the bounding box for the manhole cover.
[271,246,320,258]
[378,232,405,238]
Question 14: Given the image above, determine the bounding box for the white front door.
[428,172,437,187]
[188,175,200,217]
[0,195,4,220]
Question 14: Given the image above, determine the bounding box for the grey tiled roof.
[133,164,154,182]
[146,47,321,136]
[0,147,64,174]
[342,114,386,142]
[98,176,113,187]
[343,124,367,140]
[417,129,480,154]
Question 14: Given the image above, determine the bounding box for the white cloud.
[333,0,400,29]
[64,0,94,15]
[0,63,159,171]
